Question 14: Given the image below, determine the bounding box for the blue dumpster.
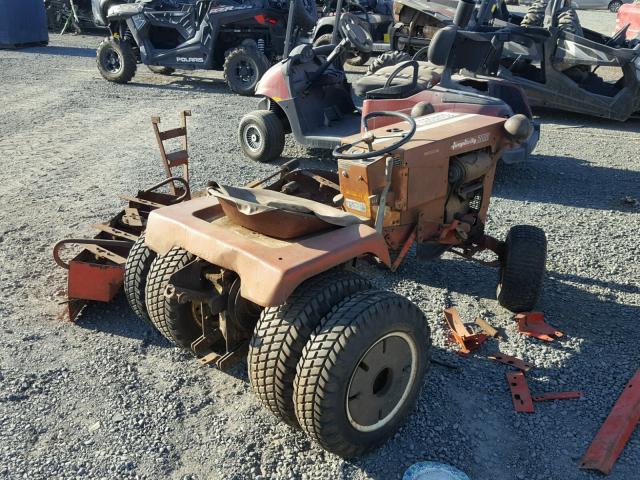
[0,0,49,48]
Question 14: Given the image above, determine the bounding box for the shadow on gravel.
[534,108,640,131]
[74,294,170,348]
[126,75,231,95]
[19,45,95,58]
[494,155,640,212]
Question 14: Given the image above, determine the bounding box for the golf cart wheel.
[238,110,285,162]
[497,225,547,313]
[367,51,411,75]
[96,37,137,84]
[223,47,270,96]
[248,270,371,428]
[145,247,201,349]
[294,290,430,458]
[609,0,623,12]
[147,65,175,75]
[124,233,156,324]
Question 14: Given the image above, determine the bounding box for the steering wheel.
[339,13,373,54]
[333,111,417,160]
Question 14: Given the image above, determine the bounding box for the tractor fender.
[144,196,391,307]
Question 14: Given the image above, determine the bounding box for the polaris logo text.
[176,57,204,63]
[451,133,490,150]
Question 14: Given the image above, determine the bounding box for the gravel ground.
[1,9,639,480]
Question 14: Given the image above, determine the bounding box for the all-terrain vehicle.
[379,0,640,120]
[312,0,394,65]
[91,0,317,95]
[130,105,545,457]
[238,3,539,163]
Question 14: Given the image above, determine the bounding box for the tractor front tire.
[96,37,137,84]
[248,270,371,428]
[145,247,201,349]
[497,225,547,312]
[224,47,270,96]
[124,233,156,324]
[294,290,430,458]
[239,110,285,162]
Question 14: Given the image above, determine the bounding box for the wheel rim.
[242,124,263,152]
[103,48,122,74]
[235,59,257,86]
[346,331,418,432]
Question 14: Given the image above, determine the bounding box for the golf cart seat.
[208,184,366,239]
[353,61,442,98]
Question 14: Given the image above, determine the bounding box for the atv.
[91,0,317,95]
[239,1,540,163]
[312,0,394,66]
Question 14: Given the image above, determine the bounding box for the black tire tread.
[497,225,547,312]
[248,270,371,427]
[294,290,430,457]
[123,233,156,324]
[366,50,411,75]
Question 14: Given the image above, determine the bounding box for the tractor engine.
[445,150,493,223]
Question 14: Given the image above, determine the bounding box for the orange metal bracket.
[580,369,640,475]
[489,353,534,372]
[515,312,563,342]
[506,371,534,413]
[443,307,488,356]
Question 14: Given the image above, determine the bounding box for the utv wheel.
[239,110,285,162]
[248,270,371,427]
[608,0,622,12]
[367,50,411,75]
[96,37,137,84]
[145,247,201,349]
[497,225,547,313]
[294,290,430,458]
[223,47,270,96]
[124,233,156,324]
[147,65,175,75]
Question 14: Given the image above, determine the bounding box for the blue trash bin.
[0,0,49,48]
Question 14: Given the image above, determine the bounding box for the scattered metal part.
[506,371,534,413]
[431,358,462,372]
[515,312,563,342]
[390,229,417,272]
[580,369,640,475]
[475,317,501,339]
[488,353,534,372]
[533,391,582,402]
[152,110,191,196]
[443,307,488,356]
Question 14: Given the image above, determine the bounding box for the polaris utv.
[91,0,317,95]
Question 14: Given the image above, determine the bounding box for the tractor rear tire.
[294,290,430,458]
[248,270,371,428]
[367,50,411,75]
[96,37,137,84]
[145,247,201,349]
[124,233,156,324]
[239,110,285,162]
[223,47,270,96]
[497,225,547,312]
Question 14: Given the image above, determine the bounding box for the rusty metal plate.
[515,312,564,342]
[580,369,640,475]
[68,261,124,303]
[443,307,488,356]
[506,371,534,413]
[489,353,534,372]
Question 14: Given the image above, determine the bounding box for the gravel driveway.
[0,8,638,480]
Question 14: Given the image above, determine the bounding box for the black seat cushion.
[352,61,442,98]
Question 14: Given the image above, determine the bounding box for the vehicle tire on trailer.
[145,247,202,349]
[238,110,285,162]
[147,65,175,75]
[96,37,137,84]
[367,50,411,75]
[292,0,318,30]
[294,290,430,458]
[521,0,548,28]
[557,8,583,36]
[223,47,270,96]
[496,225,547,312]
[248,270,371,427]
[608,0,622,12]
[124,233,156,324]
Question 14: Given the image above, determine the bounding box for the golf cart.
[312,0,394,65]
[239,0,539,163]
[91,0,317,95]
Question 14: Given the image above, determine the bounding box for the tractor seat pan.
[208,184,366,239]
[353,62,442,98]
